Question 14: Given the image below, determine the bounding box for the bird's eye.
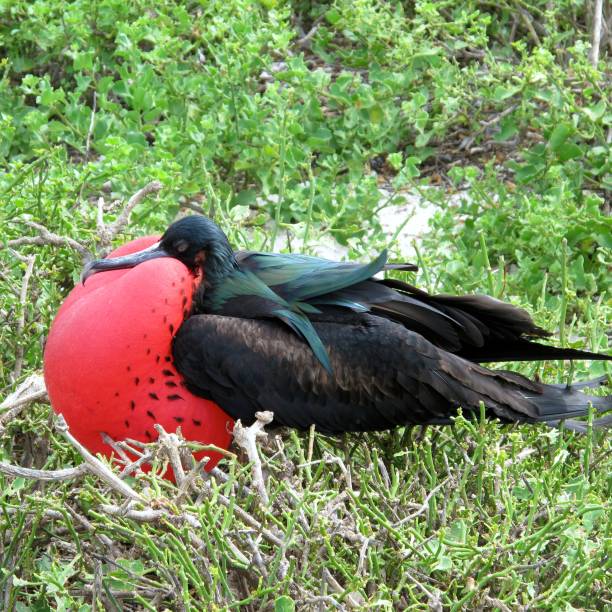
[174,239,189,253]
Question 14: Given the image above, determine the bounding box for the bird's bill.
[81,241,170,283]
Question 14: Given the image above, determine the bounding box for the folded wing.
[173,313,611,433]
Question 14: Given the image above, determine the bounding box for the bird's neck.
[193,247,238,313]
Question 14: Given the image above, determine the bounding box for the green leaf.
[274,596,296,612]
[494,119,518,142]
[233,189,257,207]
[325,9,341,24]
[556,142,582,161]
[73,51,94,71]
[434,556,453,571]
[515,163,544,182]
[369,104,384,124]
[583,100,606,122]
[582,507,603,532]
[388,152,402,171]
[548,123,573,152]
[403,156,420,179]
[447,520,467,544]
[410,48,442,69]
[229,205,250,222]
[512,485,532,500]
[492,84,521,101]
[415,130,433,148]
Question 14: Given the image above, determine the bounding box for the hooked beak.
[81,241,171,284]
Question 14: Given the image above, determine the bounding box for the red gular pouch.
[44,235,234,480]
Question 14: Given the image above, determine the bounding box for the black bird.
[83,215,612,433]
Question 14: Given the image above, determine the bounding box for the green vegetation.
[1,0,610,609]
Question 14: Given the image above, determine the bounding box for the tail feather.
[515,381,611,426]
[546,374,610,391]
[549,414,612,433]
[458,340,612,363]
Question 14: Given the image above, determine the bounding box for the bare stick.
[153,424,187,487]
[85,92,97,158]
[520,10,541,46]
[203,481,284,546]
[322,568,362,608]
[232,411,274,506]
[120,453,154,478]
[0,461,88,481]
[96,196,106,235]
[174,455,210,505]
[10,221,90,260]
[99,502,268,562]
[99,181,163,247]
[101,432,133,465]
[0,374,47,433]
[295,14,325,48]
[393,479,449,526]
[590,0,604,67]
[181,200,207,215]
[12,255,36,381]
[56,414,143,502]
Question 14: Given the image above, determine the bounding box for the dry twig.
[55,414,143,502]
[153,423,187,487]
[0,373,47,434]
[295,14,325,49]
[0,462,88,481]
[85,92,97,158]
[8,221,90,260]
[97,180,163,248]
[590,0,604,67]
[12,254,36,381]
[232,410,274,506]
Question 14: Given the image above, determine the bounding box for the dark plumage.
[83,215,612,432]
[174,314,611,433]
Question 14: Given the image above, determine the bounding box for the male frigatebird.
[49,213,609,446]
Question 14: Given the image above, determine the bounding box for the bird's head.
[82,215,237,284]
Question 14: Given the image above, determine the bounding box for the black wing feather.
[173,313,611,433]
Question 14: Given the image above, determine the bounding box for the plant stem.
[559,238,568,348]
[270,105,288,251]
[478,231,495,295]
[302,162,315,249]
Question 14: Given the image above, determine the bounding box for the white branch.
[0,462,88,481]
[589,0,604,67]
[12,255,36,381]
[99,181,163,247]
[0,374,47,433]
[56,414,143,502]
[232,411,274,506]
